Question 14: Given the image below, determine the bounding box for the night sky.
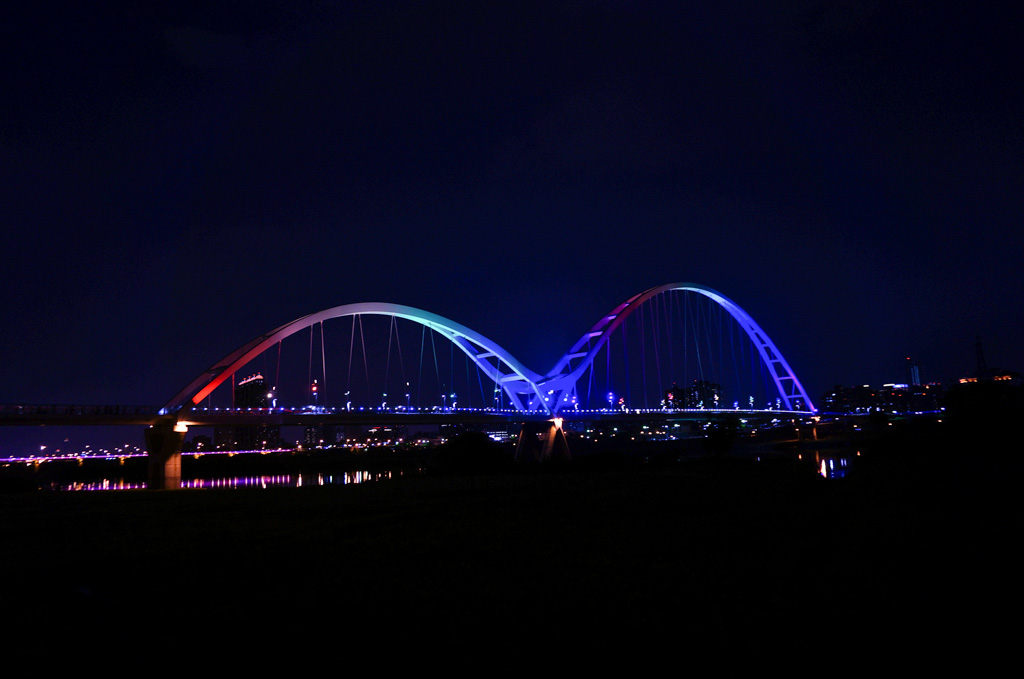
[3,2,1022,424]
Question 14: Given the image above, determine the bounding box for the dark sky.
[3,1,1022,415]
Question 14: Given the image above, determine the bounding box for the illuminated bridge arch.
[533,283,815,414]
[163,285,815,417]
[163,302,545,414]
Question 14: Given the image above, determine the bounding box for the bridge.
[2,283,815,487]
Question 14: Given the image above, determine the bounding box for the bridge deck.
[0,404,809,427]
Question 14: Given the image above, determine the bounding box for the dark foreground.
[0,428,1012,659]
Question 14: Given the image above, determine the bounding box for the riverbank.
[5,434,1005,658]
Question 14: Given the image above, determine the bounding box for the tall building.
[216,373,280,450]
[236,373,269,409]
[907,357,921,386]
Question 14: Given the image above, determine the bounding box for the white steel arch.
[163,302,546,414]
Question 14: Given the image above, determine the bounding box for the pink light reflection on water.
[49,469,413,491]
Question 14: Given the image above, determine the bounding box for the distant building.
[821,384,877,413]
[957,373,1022,387]
[821,383,942,414]
[304,424,338,448]
[957,336,1022,386]
[236,373,269,408]
[216,373,280,450]
[907,358,921,386]
[214,424,234,450]
[661,381,723,408]
[684,380,722,409]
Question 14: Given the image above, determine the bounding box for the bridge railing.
[0,402,813,420]
[184,405,812,418]
[0,404,162,417]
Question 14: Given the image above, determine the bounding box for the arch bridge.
[146,283,815,487]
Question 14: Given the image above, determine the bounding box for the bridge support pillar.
[145,423,186,490]
[514,419,571,464]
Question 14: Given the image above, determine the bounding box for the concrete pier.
[145,422,186,489]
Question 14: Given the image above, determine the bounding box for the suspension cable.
[689,292,704,385]
[623,314,630,409]
[650,296,663,400]
[347,315,356,401]
[430,327,441,405]
[358,315,370,400]
[320,321,327,405]
[394,317,406,391]
[417,324,425,407]
[384,315,395,398]
[275,340,282,400]
[639,298,648,408]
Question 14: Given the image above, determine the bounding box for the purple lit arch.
[532,283,816,413]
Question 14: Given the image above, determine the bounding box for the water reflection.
[180,470,405,489]
[48,469,413,491]
[811,450,859,479]
[51,479,147,491]
[819,456,848,479]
